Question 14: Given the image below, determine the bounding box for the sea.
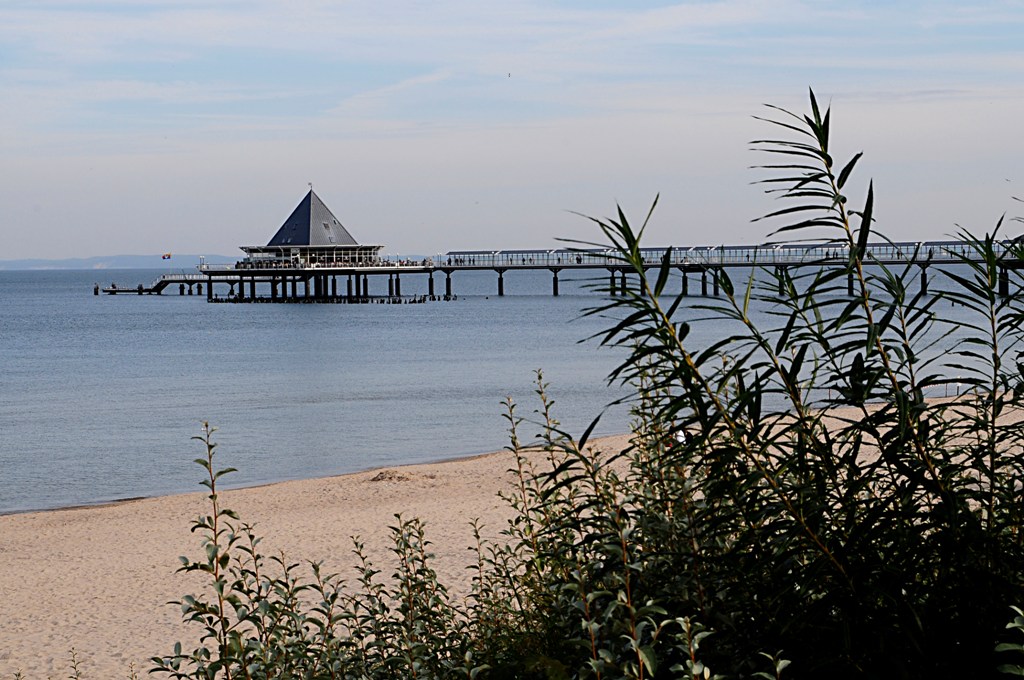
[1,267,643,514]
[0,263,990,514]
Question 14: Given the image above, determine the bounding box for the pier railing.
[437,240,1008,269]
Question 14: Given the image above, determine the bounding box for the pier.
[97,189,1024,302]
[100,239,1024,302]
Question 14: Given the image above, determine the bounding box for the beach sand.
[0,434,631,678]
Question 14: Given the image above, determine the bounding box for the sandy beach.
[0,434,630,678]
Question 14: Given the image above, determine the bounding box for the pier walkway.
[98,239,1023,302]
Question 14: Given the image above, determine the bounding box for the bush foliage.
[151,91,1024,679]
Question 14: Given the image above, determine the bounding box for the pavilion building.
[238,189,383,268]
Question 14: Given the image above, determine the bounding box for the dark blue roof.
[266,190,359,247]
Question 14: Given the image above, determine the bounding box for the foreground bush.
[154,91,1024,679]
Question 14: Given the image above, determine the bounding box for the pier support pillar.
[291,278,298,299]
[271,278,278,301]
[681,269,688,296]
[552,269,560,297]
[445,272,452,297]
[304,278,310,299]
[777,267,785,296]
[713,269,720,296]
[701,270,708,296]
[395,273,401,297]
[250,278,256,301]
[362,274,369,298]
[621,271,627,293]
[332,276,338,299]
[428,273,435,297]
[206,280,212,302]
[179,283,185,296]
[920,265,928,296]
[237,277,244,301]
[609,271,617,296]
[388,274,394,297]
[347,276,353,301]
[848,271,854,296]
[498,270,505,296]
[1000,267,1010,297]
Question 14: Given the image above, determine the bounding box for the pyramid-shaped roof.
[266,190,359,247]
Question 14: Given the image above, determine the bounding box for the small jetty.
[98,189,1024,302]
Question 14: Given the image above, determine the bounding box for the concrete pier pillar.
[206,280,212,302]
[777,267,785,296]
[713,269,720,296]
[249,278,256,300]
[237,277,245,301]
[609,271,617,296]
[848,271,854,296]
[304,278,310,299]
[428,273,435,297]
[498,270,505,296]
[920,265,928,295]
[388,274,394,297]
[179,283,185,296]
[445,272,452,297]
[291,278,298,299]
[331,276,337,299]
[362,274,369,298]
[395,273,401,297]
[552,269,560,296]
[347,276,353,300]
[271,278,278,300]
[620,270,627,293]
[1000,267,1010,297]
[682,269,688,296]
[701,270,708,296]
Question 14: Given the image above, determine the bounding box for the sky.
[2,0,1023,260]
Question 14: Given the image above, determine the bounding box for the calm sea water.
[1,267,644,514]
[0,263,990,514]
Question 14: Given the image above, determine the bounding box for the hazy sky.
[2,0,1023,259]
